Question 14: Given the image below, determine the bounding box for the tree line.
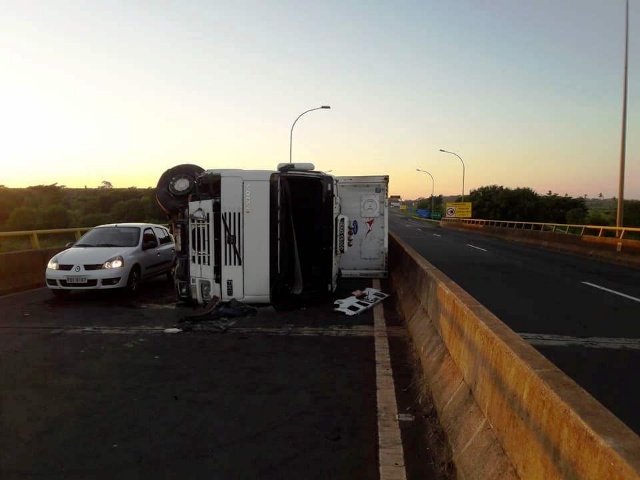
[0,184,168,232]
[1,183,639,232]
[413,185,640,227]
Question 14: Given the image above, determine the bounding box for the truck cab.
[156,163,388,306]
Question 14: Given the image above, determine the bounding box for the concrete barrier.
[441,221,640,267]
[0,247,62,296]
[389,231,640,479]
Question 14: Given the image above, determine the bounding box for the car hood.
[54,247,134,265]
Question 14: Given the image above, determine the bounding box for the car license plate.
[66,276,87,284]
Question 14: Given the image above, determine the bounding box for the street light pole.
[617,0,629,232]
[439,149,465,202]
[416,168,435,215]
[289,106,331,164]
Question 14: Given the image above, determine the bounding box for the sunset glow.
[1,1,638,199]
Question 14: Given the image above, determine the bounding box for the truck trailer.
[156,163,388,306]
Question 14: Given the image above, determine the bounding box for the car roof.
[94,223,167,228]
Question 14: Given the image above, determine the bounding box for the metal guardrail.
[0,227,92,250]
[3,218,640,252]
[440,217,640,240]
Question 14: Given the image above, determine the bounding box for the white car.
[45,223,176,297]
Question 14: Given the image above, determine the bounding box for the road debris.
[396,413,415,422]
[164,328,182,334]
[333,288,389,316]
[175,298,257,333]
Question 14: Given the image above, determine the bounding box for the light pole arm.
[289,106,330,164]
[416,169,434,197]
[416,168,436,215]
[439,149,466,201]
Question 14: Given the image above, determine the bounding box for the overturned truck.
[156,163,388,306]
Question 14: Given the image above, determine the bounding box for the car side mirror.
[65,241,75,248]
[143,240,158,250]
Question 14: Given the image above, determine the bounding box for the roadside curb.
[388,231,640,480]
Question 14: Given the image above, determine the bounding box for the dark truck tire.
[156,164,204,217]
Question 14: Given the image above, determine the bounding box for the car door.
[153,226,176,274]
[139,227,163,278]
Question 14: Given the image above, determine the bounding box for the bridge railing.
[3,219,640,252]
[0,228,92,253]
[439,217,640,240]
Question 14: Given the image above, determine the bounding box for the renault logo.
[75,266,80,272]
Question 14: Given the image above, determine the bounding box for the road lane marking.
[581,282,640,303]
[466,244,487,252]
[0,287,48,299]
[372,278,407,480]
[433,234,441,237]
[519,333,640,350]
[0,324,406,337]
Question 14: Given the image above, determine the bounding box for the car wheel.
[126,267,141,294]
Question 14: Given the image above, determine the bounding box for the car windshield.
[75,227,141,248]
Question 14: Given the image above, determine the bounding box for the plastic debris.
[164,328,182,334]
[334,288,389,316]
[396,413,415,422]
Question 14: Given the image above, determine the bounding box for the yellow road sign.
[445,202,472,218]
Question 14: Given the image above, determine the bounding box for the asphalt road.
[389,211,640,434]
[0,277,452,480]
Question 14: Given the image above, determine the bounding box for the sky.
[1,0,639,200]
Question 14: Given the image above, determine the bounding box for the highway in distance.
[389,211,640,435]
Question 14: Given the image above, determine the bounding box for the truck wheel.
[156,164,204,216]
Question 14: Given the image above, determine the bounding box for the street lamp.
[289,106,331,164]
[439,149,465,202]
[416,168,435,215]
[617,0,630,233]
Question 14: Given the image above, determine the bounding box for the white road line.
[0,324,406,338]
[0,287,48,299]
[466,244,487,252]
[581,282,640,303]
[519,333,640,350]
[433,234,441,237]
[372,278,407,480]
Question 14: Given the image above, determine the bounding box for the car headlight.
[102,256,124,269]
[47,258,59,270]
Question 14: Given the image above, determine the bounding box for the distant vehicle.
[45,223,176,297]
[389,195,402,208]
